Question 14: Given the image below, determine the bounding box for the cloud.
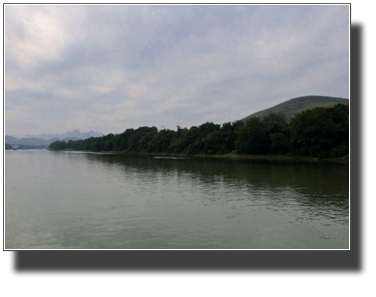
[5,5,76,71]
[5,4,349,137]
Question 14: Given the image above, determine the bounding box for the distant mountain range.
[24,129,103,140]
[240,95,349,122]
[5,130,103,148]
[5,136,78,147]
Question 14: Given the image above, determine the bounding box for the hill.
[25,129,103,140]
[5,130,101,148]
[240,95,349,122]
[5,136,63,147]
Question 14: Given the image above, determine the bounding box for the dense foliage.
[289,104,349,158]
[49,104,349,158]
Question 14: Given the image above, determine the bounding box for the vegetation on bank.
[49,104,349,159]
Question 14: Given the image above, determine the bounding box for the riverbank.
[48,148,349,164]
[148,152,349,164]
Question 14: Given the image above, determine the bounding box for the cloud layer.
[5,4,349,137]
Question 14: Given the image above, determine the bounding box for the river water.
[5,150,349,249]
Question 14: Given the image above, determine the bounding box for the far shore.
[47,149,349,164]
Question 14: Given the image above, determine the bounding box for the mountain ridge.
[240,95,349,122]
[24,129,103,140]
[5,136,68,147]
[5,135,102,147]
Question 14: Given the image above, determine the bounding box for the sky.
[4,4,350,138]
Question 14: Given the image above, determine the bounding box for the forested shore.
[49,104,349,160]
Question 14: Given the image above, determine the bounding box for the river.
[5,149,349,249]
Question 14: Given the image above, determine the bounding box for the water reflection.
[6,150,349,249]
[66,153,348,222]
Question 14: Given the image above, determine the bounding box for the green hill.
[240,95,349,122]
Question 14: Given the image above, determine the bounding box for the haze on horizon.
[5,4,349,139]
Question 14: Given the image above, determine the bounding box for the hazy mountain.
[24,133,59,140]
[5,129,104,148]
[240,95,349,122]
[4,136,84,146]
[5,136,59,146]
[24,129,103,140]
[4,135,19,144]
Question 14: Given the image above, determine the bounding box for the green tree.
[289,104,349,157]
[262,113,289,154]
[236,117,269,154]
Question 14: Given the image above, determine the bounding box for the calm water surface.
[5,150,349,249]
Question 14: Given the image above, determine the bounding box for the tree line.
[49,104,349,158]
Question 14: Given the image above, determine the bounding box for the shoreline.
[48,149,349,164]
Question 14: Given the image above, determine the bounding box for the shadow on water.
[76,153,348,217]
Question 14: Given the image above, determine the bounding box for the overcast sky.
[5,4,349,138]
